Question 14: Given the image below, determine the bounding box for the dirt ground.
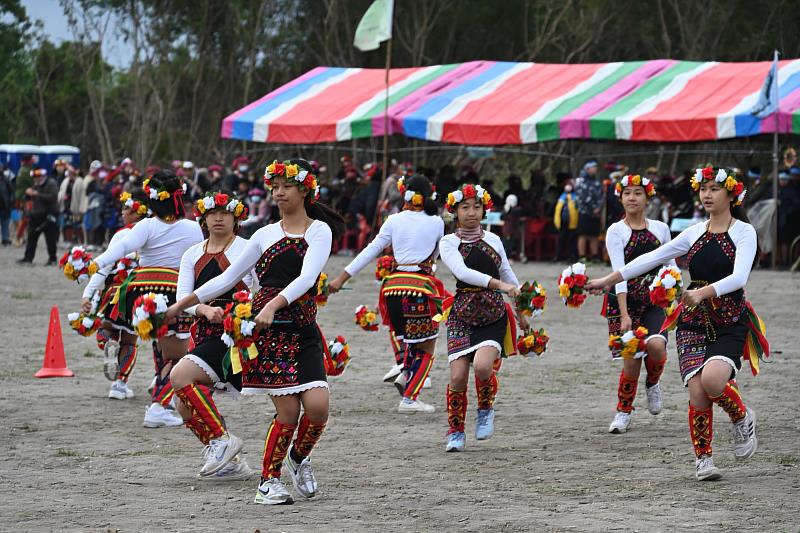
[0,240,798,533]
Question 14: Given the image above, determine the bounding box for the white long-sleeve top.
[619,220,757,297]
[605,219,674,295]
[193,220,332,306]
[345,210,444,276]
[94,217,204,270]
[176,236,256,316]
[82,226,135,299]
[439,232,519,288]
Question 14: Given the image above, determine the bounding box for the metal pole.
[772,115,779,269]
[382,39,392,184]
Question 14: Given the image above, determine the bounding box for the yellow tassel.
[230,347,242,375]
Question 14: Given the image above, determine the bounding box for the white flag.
[353,0,394,52]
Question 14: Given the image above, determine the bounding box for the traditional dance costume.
[604,219,672,421]
[619,219,764,472]
[439,228,518,445]
[345,210,445,408]
[94,217,203,421]
[189,220,332,487]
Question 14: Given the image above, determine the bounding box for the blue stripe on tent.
[230,68,348,141]
[734,69,800,136]
[401,62,519,140]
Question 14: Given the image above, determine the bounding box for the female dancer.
[82,188,149,400]
[329,174,445,414]
[92,171,203,428]
[171,190,253,480]
[587,166,760,481]
[166,159,344,505]
[603,175,671,434]
[438,184,524,452]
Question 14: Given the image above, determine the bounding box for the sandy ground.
[0,239,798,533]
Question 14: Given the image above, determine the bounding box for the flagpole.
[382,38,392,188]
[771,54,780,269]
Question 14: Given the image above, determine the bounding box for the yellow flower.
[266,161,277,174]
[234,203,244,216]
[196,199,205,213]
[285,164,299,178]
[365,312,376,323]
[137,205,148,215]
[119,192,131,202]
[234,303,252,319]
[631,175,641,186]
[666,287,677,301]
[64,263,75,277]
[319,272,328,281]
[142,178,150,188]
[447,192,455,206]
[558,284,570,297]
[88,262,98,275]
[136,319,153,339]
[691,180,700,191]
[411,193,423,206]
[157,190,170,201]
[724,176,737,191]
[233,317,242,336]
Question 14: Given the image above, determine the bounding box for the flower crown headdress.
[614,174,656,198]
[264,160,320,203]
[445,183,493,213]
[142,178,186,201]
[195,192,248,220]
[119,191,149,216]
[690,165,746,207]
[397,176,436,208]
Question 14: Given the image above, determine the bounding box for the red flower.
[214,193,229,206]
[650,286,668,307]
[486,199,494,210]
[335,335,346,344]
[156,324,169,338]
[702,166,714,180]
[562,275,575,288]
[733,182,744,196]
[462,184,476,198]
[273,162,285,175]
[59,252,68,266]
[532,296,546,309]
[223,315,234,331]
[143,299,156,315]
[233,291,250,303]
[571,293,587,306]
[573,274,587,287]
[72,249,82,260]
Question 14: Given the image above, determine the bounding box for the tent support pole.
[772,114,779,269]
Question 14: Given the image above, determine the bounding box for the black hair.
[147,170,186,220]
[404,174,438,216]
[731,203,750,224]
[128,188,150,219]
[289,158,345,239]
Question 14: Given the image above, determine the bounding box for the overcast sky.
[21,0,133,67]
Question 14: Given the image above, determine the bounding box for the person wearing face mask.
[553,177,578,262]
[587,166,766,482]
[224,156,251,192]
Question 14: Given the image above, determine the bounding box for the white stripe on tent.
[425,63,533,142]
[252,69,362,142]
[716,59,800,139]
[519,62,624,144]
[335,66,439,142]
[614,62,718,141]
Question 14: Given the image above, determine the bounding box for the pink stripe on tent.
[631,62,769,141]
[221,67,327,138]
[440,63,604,145]
[266,68,420,143]
[559,60,675,139]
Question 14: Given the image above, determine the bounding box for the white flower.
[182,182,188,193]
[662,274,676,289]
[621,331,635,343]
[68,312,80,321]
[737,189,747,203]
[621,176,630,187]
[297,170,309,182]
[693,169,703,185]
[330,341,344,355]
[561,266,572,279]
[124,198,134,208]
[453,190,464,203]
[642,177,650,187]
[149,188,158,199]
[221,333,234,347]
[133,306,148,323]
[571,262,586,275]
[314,185,320,198]
[82,317,95,329]
[404,190,414,202]
[153,294,169,314]
[355,305,365,313]
[475,185,485,197]
[203,196,215,209]
[431,191,437,201]
[239,320,255,337]
[715,169,727,182]
[226,199,240,212]
[72,259,85,271]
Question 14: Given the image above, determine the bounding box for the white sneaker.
[608,411,633,434]
[254,477,294,505]
[393,372,408,395]
[143,402,185,428]
[646,382,663,415]
[382,363,403,383]
[200,433,244,477]
[695,455,722,481]
[200,455,253,482]
[108,380,128,400]
[123,382,135,399]
[284,450,318,498]
[398,398,435,414]
[732,407,757,460]
[422,376,432,389]
[103,340,120,381]
[446,431,466,452]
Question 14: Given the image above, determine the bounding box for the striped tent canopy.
[222,59,800,145]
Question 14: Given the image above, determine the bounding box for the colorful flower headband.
[445,183,493,212]
[142,178,187,201]
[614,174,656,198]
[397,176,436,207]
[691,166,746,207]
[264,160,320,203]
[119,191,149,216]
[195,192,247,220]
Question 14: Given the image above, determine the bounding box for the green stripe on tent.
[792,111,800,134]
[588,61,703,139]
[534,62,645,142]
[350,64,460,139]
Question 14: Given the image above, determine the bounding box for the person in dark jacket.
[18,170,59,264]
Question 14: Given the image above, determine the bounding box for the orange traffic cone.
[35,306,74,378]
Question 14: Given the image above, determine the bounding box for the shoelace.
[732,419,750,443]
[298,462,315,487]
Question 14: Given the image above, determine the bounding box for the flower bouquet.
[325,335,351,376]
[131,292,170,340]
[516,328,550,356]
[609,327,649,359]
[221,290,259,374]
[59,246,98,284]
[557,262,588,308]
[375,255,394,281]
[649,266,683,315]
[515,280,547,317]
[354,305,380,331]
[68,292,102,337]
